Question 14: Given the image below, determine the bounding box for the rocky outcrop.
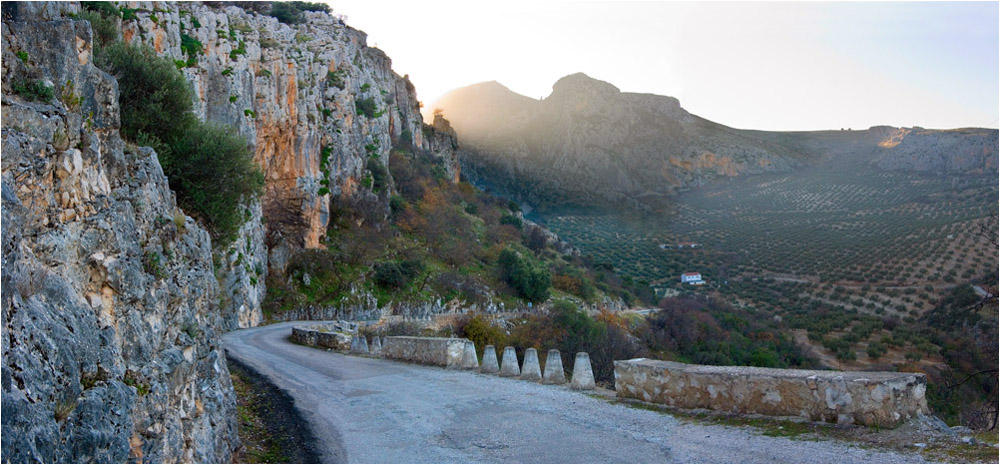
[1,4,236,462]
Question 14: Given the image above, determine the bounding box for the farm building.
[680,272,704,285]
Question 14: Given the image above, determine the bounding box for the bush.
[12,79,54,102]
[268,2,305,24]
[373,259,424,289]
[498,248,550,302]
[164,123,264,243]
[76,9,119,50]
[96,42,264,244]
[355,97,378,118]
[96,42,196,147]
[499,213,522,229]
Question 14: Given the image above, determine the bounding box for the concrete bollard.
[349,335,359,352]
[499,346,520,377]
[370,335,382,356]
[481,345,500,374]
[571,352,596,390]
[520,348,542,381]
[542,349,567,384]
[460,340,479,369]
[352,335,369,354]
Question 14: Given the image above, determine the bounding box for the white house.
[680,272,704,285]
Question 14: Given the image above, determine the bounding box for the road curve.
[223,321,924,464]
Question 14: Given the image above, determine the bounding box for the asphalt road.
[223,321,924,464]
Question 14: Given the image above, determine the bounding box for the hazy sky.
[328,1,999,131]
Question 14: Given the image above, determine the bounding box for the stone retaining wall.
[289,323,354,350]
[382,336,469,368]
[614,359,927,426]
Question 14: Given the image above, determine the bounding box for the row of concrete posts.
[476,344,595,390]
[348,335,595,390]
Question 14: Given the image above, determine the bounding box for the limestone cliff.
[1,1,459,461]
[114,1,455,329]
[2,3,236,461]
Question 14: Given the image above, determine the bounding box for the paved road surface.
[223,321,924,463]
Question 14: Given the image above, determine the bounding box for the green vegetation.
[93,39,262,245]
[263,137,650,317]
[267,1,330,25]
[15,50,28,63]
[499,248,550,302]
[355,97,378,118]
[179,33,202,67]
[326,69,346,90]
[12,79,54,102]
[538,167,997,428]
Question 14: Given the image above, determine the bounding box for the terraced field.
[539,168,998,368]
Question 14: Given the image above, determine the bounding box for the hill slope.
[433,73,998,211]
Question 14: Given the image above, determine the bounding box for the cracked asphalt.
[223,321,925,463]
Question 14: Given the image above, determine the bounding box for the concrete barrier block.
[460,340,479,369]
[613,359,928,426]
[499,346,520,377]
[571,352,596,390]
[370,335,382,356]
[542,349,567,384]
[382,336,469,368]
[351,335,369,354]
[481,345,500,374]
[290,323,353,351]
[521,348,542,381]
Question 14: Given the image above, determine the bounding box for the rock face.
[1,1,461,462]
[111,1,456,327]
[433,74,998,211]
[613,359,928,427]
[1,4,236,462]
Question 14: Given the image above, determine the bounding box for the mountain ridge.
[433,73,998,211]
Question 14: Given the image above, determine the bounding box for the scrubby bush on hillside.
[95,42,262,244]
[498,248,551,303]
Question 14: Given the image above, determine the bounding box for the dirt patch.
[228,356,324,464]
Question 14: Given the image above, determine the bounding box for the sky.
[327,1,999,131]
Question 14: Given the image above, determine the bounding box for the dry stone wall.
[614,359,928,427]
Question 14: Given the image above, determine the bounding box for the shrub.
[180,33,203,66]
[366,158,388,193]
[95,42,196,146]
[326,69,346,90]
[373,259,424,289]
[164,122,264,243]
[355,97,378,118]
[268,2,305,24]
[12,79,54,102]
[498,248,550,302]
[499,213,522,229]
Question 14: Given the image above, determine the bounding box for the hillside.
[1,2,651,462]
[432,73,998,212]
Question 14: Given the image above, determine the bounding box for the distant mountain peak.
[549,72,621,100]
